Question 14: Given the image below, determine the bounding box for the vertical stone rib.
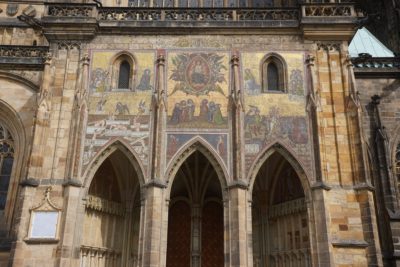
[27,52,53,180]
[142,50,167,267]
[230,52,245,182]
[306,54,324,185]
[150,51,167,182]
[67,53,90,182]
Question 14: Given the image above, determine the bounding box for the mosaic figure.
[137,69,153,91]
[244,69,261,95]
[169,53,226,96]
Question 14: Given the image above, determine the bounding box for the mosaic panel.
[167,51,230,129]
[241,52,312,174]
[83,50,155,174]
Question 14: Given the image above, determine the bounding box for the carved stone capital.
[305,54,315,67]
[43,52,53,65]
[156,54,165,66]
[317,42,341,52]
[145,179,167,189]
[57,41,81,51]
[81,54,90,66]
[230,54,240,67]
[227,180,248,190]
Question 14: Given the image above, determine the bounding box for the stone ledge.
[19,178,40,187]
[310,181,332,191]
[62,179,83,188]
[331,239,369,248]
[24,238,59,245]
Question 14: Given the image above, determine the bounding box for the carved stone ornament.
[30,186,62,212]
[22,5,36,18]
[6,3,19,17]
[57,41,81,50]
[317,42,341,52]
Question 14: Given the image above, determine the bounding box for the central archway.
[166,150,224,267]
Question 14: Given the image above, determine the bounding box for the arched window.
[0,124,14,211]
[267,63,279,91]
[111,53,136,91]
[261,54,287,93]
[118,60,131,89]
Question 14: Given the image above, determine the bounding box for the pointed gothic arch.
[248,142,313,267]
[248,142,311,200]
[83,138,145,189]
[166,139,226,267]
[80,138,144,267]
[0,94,30,229]
[0,71,39,93]
[165,136,229,198]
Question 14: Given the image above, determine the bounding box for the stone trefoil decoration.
[169,53,226,96]
[26,187,62,241]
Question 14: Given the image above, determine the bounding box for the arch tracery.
[165,137,229,197]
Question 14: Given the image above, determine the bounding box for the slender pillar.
[228,52,250,267]
[191,204,201,267]
[142,50,168,267]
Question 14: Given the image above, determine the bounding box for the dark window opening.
[118,60,131,89]
[267,63,279,91]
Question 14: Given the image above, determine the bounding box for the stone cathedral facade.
[0,0,399,266]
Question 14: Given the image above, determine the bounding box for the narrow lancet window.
[118,60,131,89]
[267,63,279,91]
[261,54,286,93]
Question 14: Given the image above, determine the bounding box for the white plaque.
[30,211,58,238]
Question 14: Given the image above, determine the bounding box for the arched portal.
[252,151,311,267]
[80,149,141,267]
[166,151,224,267]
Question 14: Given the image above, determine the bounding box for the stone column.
[305,52,333,266]
[230,53,245,183]
[26,52,53,180]
[342,50,383,266]
[142,50,168,267]
[57,183,83,267]
[68,53,90,182]
[228,185,250,267]
[310,42,373,266]
[141,183,166,267]
[191,204,201,267]
[228,52,250,267]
